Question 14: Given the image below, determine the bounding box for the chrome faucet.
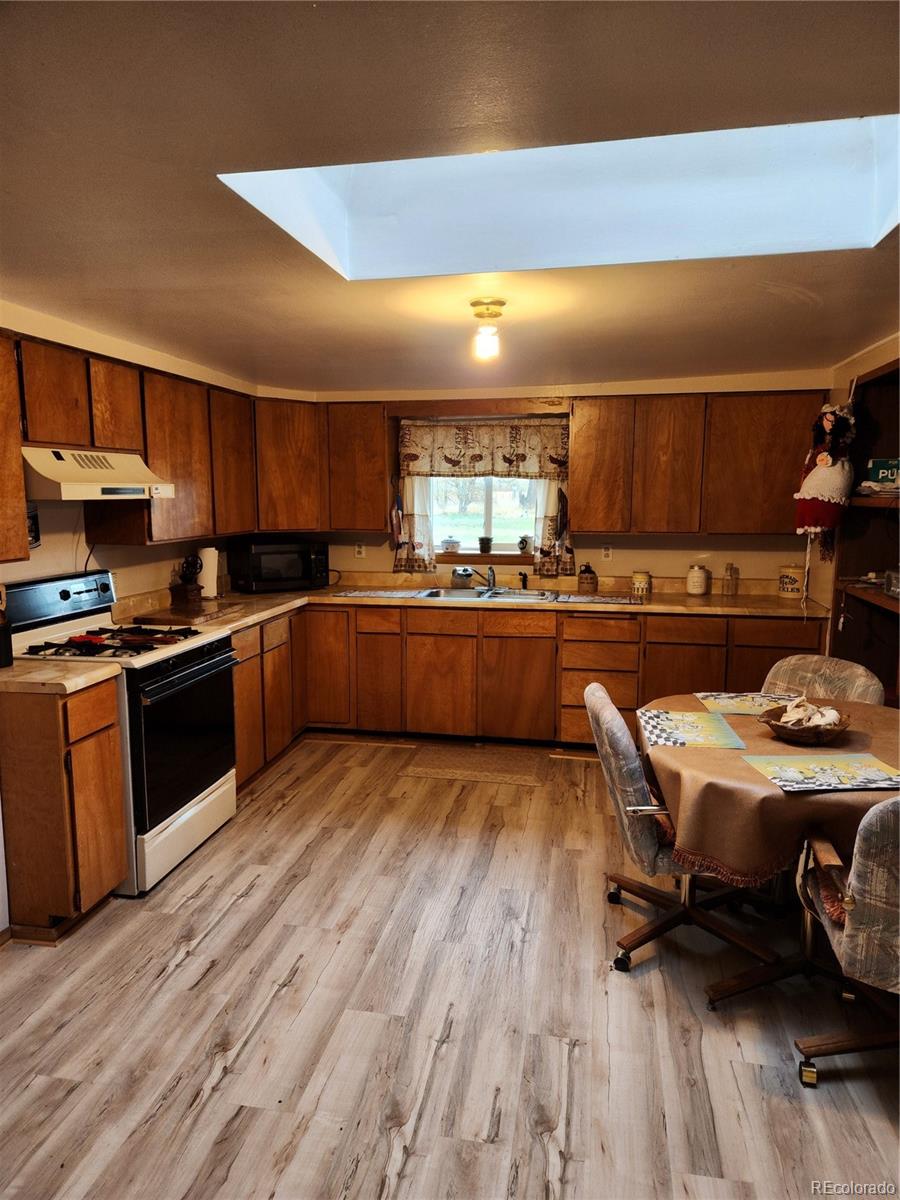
[471,566,496,588]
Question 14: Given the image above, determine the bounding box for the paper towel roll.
[197,547,219,598]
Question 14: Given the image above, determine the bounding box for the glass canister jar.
[686,563,710,595]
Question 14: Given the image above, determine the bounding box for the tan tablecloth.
[641,695,900,885]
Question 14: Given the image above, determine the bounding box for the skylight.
[219,116,899,281]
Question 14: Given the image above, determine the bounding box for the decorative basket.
[757,705,851,746]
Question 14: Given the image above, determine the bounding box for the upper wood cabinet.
[0,337,29,563]
[256,399,323,531]
[568,397,634,532]
[20,340,91,446]
[631,395,706,532]
[702,392,825,533]
[209,389,257,535]
[89,359,144,451]
[327,403,389,531]
[143,373,214,541]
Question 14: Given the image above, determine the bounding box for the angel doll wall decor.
[795,381,856,563]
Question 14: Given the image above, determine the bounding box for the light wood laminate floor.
[0,737,896,1200]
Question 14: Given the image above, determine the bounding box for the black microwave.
[227,537,329,593]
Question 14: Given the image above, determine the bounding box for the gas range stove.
[24,624,202,659]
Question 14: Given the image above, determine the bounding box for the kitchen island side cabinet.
[306,607,355,726]
[327,403,390,531]
[702,392,825,533]
[0,336,29,562]
[256,399,324,531]
[210,389,258,535]
[405,609,477,736]
[479,610,556,740]
[85,371,215,544]
[0,679,126,937]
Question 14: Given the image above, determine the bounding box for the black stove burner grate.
[24,624,202,658]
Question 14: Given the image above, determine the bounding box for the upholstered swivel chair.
[763,654,884,705]
[584,683,779,972]
[793,796,899,1086]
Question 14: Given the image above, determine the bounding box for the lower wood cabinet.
[233,655,265,786]
[640,616,728,704]
[0,679,126,934]
[306,607,355,725]
[405,610,477,736]
[356,608,403,732]
[263,641,293,761]
[479,610,557,740]
[726,616,825,692]
[232,618,295,786]
[290,611,308,734]
[558,613,641,744]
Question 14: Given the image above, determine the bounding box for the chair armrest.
[809,830,855,911]
[625,805,669,815]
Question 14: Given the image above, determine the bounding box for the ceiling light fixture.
[470,297,506,362]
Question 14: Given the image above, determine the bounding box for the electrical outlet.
[599,546,613,562]
[354,543,366,559]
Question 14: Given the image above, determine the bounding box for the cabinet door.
[290,611,308,734]
[631,395,705,532]
[327,403,388,531]
[702,392,824,533]
[480,637,556,740]
[726,646,793,693]
[234,655,265,785]
[89,359,144,451]
[144,372,214,541]
[357,632,403,731]
[405,634,476,735]
[69,724,127,912]
[256,399,322,530]
[0,337,29,563]
[640,644,727,705]
[210,389,257,535]
[568,397,634,532]
[263,643,293,761]
[306,608,354,725]
[20,340,91,446]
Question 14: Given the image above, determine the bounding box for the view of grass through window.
[431,477,537,549]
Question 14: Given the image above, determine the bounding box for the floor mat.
[399,744,549,786]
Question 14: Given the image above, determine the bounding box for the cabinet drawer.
[559,704,636,743]
[262,616,290,651]
[730,617,822,649]
[482,610,556,637]
[407,609,478,636]
[561,670,638,708]
[65,680,118,744]
[232,625,262,662]
[561,641,640,671]
[357,607,402,634]
[561,615,640,642]
[645,616,727,645]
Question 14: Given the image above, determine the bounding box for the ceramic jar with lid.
[686,563,710,595]
[631,570,652,598]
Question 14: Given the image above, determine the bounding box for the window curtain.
[533,478,576,578]
[393,416,574,576]
[392,476,436,573]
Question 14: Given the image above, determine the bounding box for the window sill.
[435,552,533,566]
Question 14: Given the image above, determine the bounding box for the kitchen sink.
[415,587,493,600]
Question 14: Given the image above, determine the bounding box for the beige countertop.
[0,658,122,695]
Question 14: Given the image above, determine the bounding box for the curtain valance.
[398,417,569,480]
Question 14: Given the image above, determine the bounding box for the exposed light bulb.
[473,323,499,361]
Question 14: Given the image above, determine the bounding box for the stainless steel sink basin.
[415,587,492,600]
[484,589,558,602]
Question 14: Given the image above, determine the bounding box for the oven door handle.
[138,651,237,705]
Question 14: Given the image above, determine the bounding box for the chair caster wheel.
[607,886,622,905]
[612,951,632,972]
[799,1059,817,1088]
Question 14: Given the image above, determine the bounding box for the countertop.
[0,659,123,695]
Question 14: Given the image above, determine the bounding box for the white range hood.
[22,447,175,501]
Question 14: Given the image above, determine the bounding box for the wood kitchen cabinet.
[640,616,727,704]
[290,610,308,734]
[263,620,293,761]
[405,609,477,736]
[232,626,265,787]
[631,395,706,532]
[19,339,91,447]
[89,358,144,451]
[479,611,556,740]
[558,614,640,742]
[210,389,257,535]
[702,392,825,533]
[726,616,825,692]
[85,371,214,544]
[568,397,634,532]
[0,336,29,563]
[256,399,324,531]
[327,403,389,531]
[0,679,126,937]
[306,607,355,725]
[356,607,403,732]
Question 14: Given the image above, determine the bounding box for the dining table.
[638,694,900,888]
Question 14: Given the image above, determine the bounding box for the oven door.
[129,650,236,834]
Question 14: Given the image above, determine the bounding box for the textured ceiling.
[0,1,897,392]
